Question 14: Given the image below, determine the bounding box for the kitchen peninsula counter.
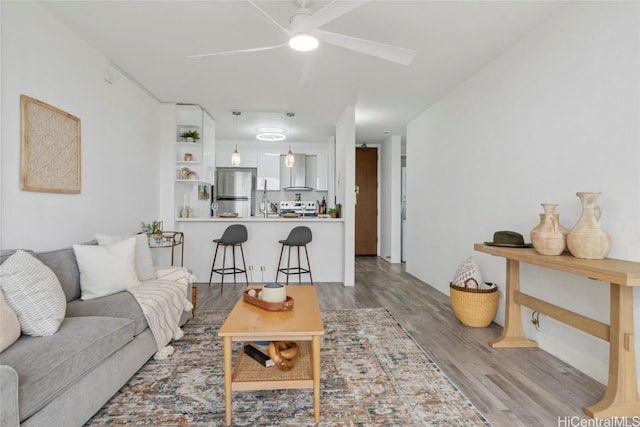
[171,217,345,284]
[178,217,344,222]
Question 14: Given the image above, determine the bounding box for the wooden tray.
[279,213,300,218]
[242,289,294,311]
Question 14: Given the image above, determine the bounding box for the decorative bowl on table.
[261,283,287,303]
[219,212,239,218]
[243,288,294,311]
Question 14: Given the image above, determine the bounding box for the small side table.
[148,232,196,315]
[148,231,184,267]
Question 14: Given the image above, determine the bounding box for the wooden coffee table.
[218,286,325,426]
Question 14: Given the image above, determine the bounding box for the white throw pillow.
[452,257,483,289]
[73,237,141,300]
[0,291,21,351]
[95,233,156,281]
[0,250,66,336]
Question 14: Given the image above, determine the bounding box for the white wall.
[406,1,640,386]
[380,135,402,263]
[1,1,161,250]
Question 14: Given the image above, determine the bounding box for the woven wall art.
[20,95,81,193]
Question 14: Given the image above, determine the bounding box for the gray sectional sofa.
[0,246,193,427]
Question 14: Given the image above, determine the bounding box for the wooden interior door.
[355,147,378,255]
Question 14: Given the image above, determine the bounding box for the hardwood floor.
[195,256,605,426]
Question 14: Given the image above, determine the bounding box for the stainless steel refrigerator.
[215,168,256,217]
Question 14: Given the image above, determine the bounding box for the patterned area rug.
[87,308,491,426]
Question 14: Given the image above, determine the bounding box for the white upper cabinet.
[215,140,330,191]
[311,152,328,191]
[215,148,258,168]
[257,152,280,190]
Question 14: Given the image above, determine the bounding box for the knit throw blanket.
[128,267,195,360]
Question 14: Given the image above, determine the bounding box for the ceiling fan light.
[289,33,319,52]
[257,133,286,141]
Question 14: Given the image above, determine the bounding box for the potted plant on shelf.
[180,130,200,142]
[141,220,163,237]
[328,208,339,218]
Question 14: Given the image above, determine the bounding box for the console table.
[475,243,640,417]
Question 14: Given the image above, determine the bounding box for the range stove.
[279,201,317,216]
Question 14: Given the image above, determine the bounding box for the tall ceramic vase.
[530,203,568,255]
[567,192,611,259]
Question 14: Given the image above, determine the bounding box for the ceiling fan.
[188,0,417,66]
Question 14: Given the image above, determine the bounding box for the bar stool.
[208,224,248,293]
[275,226,313,285]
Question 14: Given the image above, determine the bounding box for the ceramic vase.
[530,204,568,255]
[567,192,611,259]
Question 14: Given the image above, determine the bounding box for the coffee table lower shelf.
[232,341,313,391]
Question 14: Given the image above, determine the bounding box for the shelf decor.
[20,95,81,194]
[567,191,611,259]
[179,129,200,142]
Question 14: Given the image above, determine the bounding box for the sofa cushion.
[73,237,140,300]
[0,250,67,336]
[0,316,135,421]
[34,247,82,302]
[66,291,148,336]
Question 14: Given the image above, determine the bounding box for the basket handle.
[463,278,479,288]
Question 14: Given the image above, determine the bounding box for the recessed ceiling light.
[383,130,390,134]
[257,133,286,141]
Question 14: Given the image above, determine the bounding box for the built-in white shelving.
[173,105,215,220]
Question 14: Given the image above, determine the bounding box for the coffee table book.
[244,344,274,368]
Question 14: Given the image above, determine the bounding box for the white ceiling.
[38,0,564,144]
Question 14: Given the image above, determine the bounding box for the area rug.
[86,308,491,426]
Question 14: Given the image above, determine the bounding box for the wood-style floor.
[195,256,605,427]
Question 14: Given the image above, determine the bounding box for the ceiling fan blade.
[248,0,290,36]
[315,29,416,66]
[187,43,288,59]
[310,0,370,29]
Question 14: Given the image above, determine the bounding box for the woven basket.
[449,279,498,328]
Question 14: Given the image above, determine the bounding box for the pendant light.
[231,111,241,166]
[285,112,295,168]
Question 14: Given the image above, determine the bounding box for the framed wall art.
[20,95,81,194]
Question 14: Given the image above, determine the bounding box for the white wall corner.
[159,103,177,230]
[380,135,402,263]
[336,106,356,286]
